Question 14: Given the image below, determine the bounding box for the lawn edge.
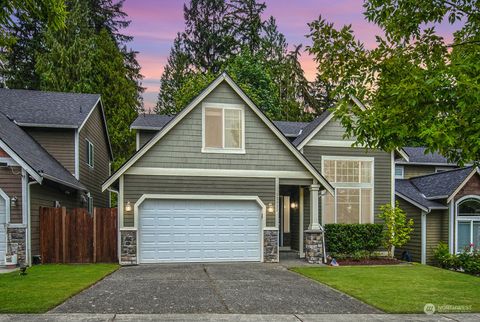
[41,264,120,314]
[287,267,384,314]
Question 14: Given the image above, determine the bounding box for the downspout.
[421,210,430,265]
[27,181,38,266]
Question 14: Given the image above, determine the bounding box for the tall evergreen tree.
[228,0,266,54]
[33,0,141,168]
[155,34,191,115]
[182,0,235,73]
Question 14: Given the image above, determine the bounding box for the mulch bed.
[335,258,403,266]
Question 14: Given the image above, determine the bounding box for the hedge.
[324,223,384,255]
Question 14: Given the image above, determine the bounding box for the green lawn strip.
[0,264,119,313]
[291,264,480,313]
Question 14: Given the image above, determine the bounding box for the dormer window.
[202,103,245,153]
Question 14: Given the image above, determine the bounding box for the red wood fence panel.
[39,207,117,263]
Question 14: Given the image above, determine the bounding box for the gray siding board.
[0,166,23,223]
[25,128,75,174]
[138,130,157,148]
[29,183,81,256]
[79,105,110,207]
[303,146,392,222]
[134,82,307,172]
[395,198,422,262]
[403,165,436,179]
[311,118,349,141]
[123,175,276,227]
[426,209,449,264]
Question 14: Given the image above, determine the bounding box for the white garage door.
[139,198,262,263]
[0,195,6,266]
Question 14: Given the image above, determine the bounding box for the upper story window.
[86,139,94,168]
[322,157,374,224]
[395,165,404,179]
[202,103,245,153]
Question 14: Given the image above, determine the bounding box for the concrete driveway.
[52,263,379,314]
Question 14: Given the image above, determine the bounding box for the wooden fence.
[40,207,117,263]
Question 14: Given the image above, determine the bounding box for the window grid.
[322,157,374,224]
[203,106,244,151]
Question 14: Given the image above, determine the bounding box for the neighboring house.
[394,146,459,179]
[395,148,479,265]
[105,73,396,265]
[0,89,112,267]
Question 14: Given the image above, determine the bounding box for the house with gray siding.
[105,73,397,265]
[395,148,480,265]
[0,89,112,267]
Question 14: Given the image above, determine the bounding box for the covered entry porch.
[266,178,327,263]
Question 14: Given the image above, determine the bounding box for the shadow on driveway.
[51,263,379,314]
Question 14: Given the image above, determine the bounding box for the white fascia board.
[447,167,480,203]
[103,73,334,195]
[0,139,42,183]
[296,113,335,150]
[395,192,429,213]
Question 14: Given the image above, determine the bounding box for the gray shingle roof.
[398,146,454,165]
[130,114,174,130]
[409,167,474,198]
[395,179,447,211]
[273,121,309,137]
[292,110,332,146]
[0,112,86,191]
[130,114,311,139]
[395,167,475,210]
[0,88,100,128]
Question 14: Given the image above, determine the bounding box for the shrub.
[434,242,480,275]
[324,223,384,257]
[379,202,414,258]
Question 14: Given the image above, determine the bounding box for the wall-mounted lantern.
[290,201,298,209]
[267,202,274,214]
[11,196,17,207]
[125,201,132,212]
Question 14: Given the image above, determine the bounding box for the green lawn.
[292,264,480,313]
[0,264,118,313]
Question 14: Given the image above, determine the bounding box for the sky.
[122,0,458,111]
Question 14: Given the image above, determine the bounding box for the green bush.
[324,224,384,257]
[433,242,480,275]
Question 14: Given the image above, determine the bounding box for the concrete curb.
[0,314,479,322]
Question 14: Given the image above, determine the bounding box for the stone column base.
[263,228,279,263]
[6,226,27,266]
[120,230,137,265]
[304,230,324,264]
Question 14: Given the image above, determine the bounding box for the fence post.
[61,207,66,263]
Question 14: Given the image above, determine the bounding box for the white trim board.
[0,188,11,224]
[306,140,359,147]
[447,167,480,203]
[102,73,334,195]
[125,167,314,179]
[0,139,42,183]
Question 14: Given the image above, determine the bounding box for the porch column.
[309,184,321,230]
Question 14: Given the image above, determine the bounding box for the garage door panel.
[139,199,262,263]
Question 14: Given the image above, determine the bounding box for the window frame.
[86,139,94,168]
[201,103,245,154]
[321,156,375,224]
[455,196,480,253]
[395,165,404,179]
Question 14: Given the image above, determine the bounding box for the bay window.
[322,157,374,224]
[456,198,480,252]
[203,104,244,153]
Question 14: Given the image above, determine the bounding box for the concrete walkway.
[0,314,479,322]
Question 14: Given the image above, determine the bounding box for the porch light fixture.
[125,201,132,212]
[290,201,298,209]
[267,203,274,214]
[11,196,17,207]
[320,189,327,196]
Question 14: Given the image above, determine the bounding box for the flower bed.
[434,242,480,276]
